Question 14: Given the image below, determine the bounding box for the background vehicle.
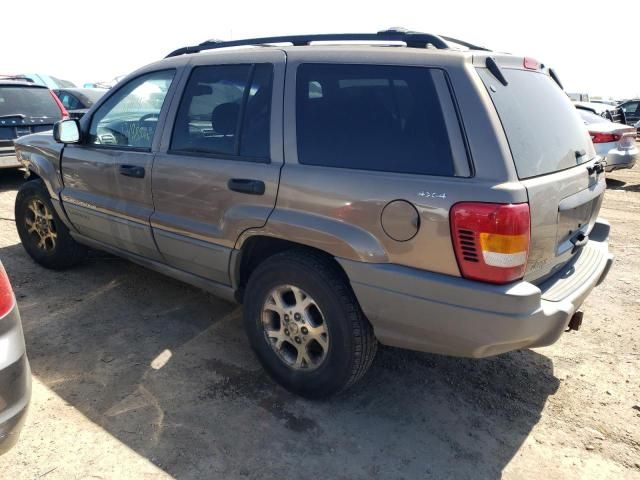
[13,31,613,397]
[53,88,107,119]
[574,101,626,124]
[618,99,640,126]
[577,109,637,171]
[0,260,31,455]
[18,73,75,89]
[1,80,68,169]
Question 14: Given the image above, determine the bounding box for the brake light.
[0,264,15,318]
[49,90,69,120]
[589,132,621,144]
[523,57,540,70]
[450,203,530,284]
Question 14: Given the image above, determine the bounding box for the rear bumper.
[0,304,31,455]
[0,153,20,169]
[604,147,637,171]
[339,219,613,358]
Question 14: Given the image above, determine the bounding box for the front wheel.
[243,250,377,398]
[15,179,87,270]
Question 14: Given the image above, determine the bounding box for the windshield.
[0,86,61,118]
[478,68,593,179]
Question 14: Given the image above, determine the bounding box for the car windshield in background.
[577,108,610,125]
[0,86,60,118]
[477,68,592,179]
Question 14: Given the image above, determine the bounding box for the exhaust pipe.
[566,311,583,332]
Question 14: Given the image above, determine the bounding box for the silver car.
[577,108,638,172]
[0,260,31,454]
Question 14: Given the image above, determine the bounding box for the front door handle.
[119,164,145,178]
[227,178,265,195]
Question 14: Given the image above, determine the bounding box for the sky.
[3,0,639,99]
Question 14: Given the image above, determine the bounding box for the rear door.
[150,51,284,285]
[0,84,63,165]
[61,70,177,259]
[477,65,605,282]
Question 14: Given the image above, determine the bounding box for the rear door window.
[171,63,273,161]
[0,86,61,118]
[295,64,468,176]
[477,68,592,179]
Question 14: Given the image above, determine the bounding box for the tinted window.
[296,64,462,176]
[89,70,175,149]
[621,101,638,114]
[240,65,273,158]
[0,86,61,118]
[56,91,82,110]
[171,64,272,160]
[477,68,592,179]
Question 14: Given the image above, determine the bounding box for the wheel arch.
[232,235,354,303]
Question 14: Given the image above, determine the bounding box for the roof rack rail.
[165,29,489,58]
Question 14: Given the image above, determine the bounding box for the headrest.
[211,102,239,135]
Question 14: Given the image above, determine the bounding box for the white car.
[574,101,626,124]
[577,109,637,172]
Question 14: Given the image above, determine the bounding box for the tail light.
[589,132,620,144]
[0,264,15,318]
[49,90,69,120]
[450,203,530,284]
[523,57,540,70]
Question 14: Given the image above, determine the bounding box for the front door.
[151,51,285,285]
[61,70,177,260]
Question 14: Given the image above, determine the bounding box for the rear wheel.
[15,179,87,270]
[243,250,377,398]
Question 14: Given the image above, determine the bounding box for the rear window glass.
[577,108,609,125]
[296,64,467,176]
[0,86,61,119]
[477,68,592,179]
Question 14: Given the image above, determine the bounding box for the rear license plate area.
[556,201,596,252]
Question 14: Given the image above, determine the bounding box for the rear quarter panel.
[239,49,528,275]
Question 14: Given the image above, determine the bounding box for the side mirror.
[53,119,81,144]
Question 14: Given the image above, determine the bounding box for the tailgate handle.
[587,160,606,175]
[570,232,589,253]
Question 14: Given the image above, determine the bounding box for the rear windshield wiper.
[0,113,26,119]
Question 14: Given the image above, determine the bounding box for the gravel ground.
[0,164,638,480]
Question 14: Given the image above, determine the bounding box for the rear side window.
[477,68,592,179]
[0,86,61,118]
[296,64,467,176]
[56,91,82,110]
[171,63,273,160]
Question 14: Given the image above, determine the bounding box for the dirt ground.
[0,162,638,480]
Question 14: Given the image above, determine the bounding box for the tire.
[15,179,87,270]
[243,249,377,398]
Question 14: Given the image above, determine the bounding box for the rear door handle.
[118,164,145,178]
[227,178,265,195]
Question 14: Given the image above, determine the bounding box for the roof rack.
[165,29,490,58]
